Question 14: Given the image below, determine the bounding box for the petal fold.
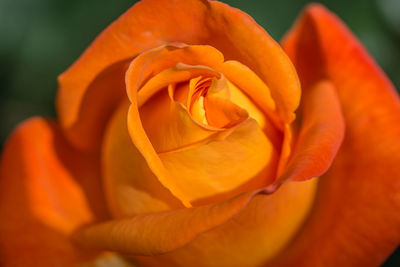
[159,118,277,203]
[76,179,318,266]
[74,191,258,255]
[102,101,184,217]
[277,80,345,183]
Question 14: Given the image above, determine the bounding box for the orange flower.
[1,1,400,266]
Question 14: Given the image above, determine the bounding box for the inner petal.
[204,96,248,128]
[186,75,249,129]
[138,75,278,203]
[139,89,223,154]
[126,46,285,205]
[159,118,278,203]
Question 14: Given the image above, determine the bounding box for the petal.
[133,86,278,205]
[74,190,260,255]
[138,63,220,108]
[227,79,268,129]
[227,79,283,149]
[159,118,278,203]
[220,60,279,125]
[203,95,248,128]
[0,118,108,266]
[126,44,280,206]
[273,4,400,266]
[102,101,184,217]
[57,0,299,150]
[207,0,300,122]
[277,80,345,183]
[128,44,280,145]
[75,178,318,266]
[58,60,129,151]
[127,96,192,207]
[126,45,224,103]
[140,89,224,153]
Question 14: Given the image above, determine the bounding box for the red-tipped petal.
[274,4,400,266]
[278,80,345,183]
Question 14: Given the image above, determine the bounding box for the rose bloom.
[1,0,400,266]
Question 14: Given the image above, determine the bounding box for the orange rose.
[1,1,400,266]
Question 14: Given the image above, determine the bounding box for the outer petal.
[0,118,108,266]
[57,0,299,150]
[273,4,400,266]
[59,60,129,151]
[136,179,317,267]
[75,179,318,266]
[75,190,260,256]
[159,118,277,203]
[277,80,345,183]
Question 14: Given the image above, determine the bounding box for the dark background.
[0,0,399,265]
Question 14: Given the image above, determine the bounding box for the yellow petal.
[138,63,220,107]
[103,101,183,216]
[140,90,223,154]
[136,178,318,267]
[203,95,248,128]
[227,79,267,129]
[159,119,278,202]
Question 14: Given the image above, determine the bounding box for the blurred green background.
[0,0,399,264]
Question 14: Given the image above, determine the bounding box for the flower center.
[170,75,250,130]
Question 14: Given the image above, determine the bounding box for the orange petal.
[0,118,108,266]
[159,118,277,203]
[227,79,283,149]
[125,44,278,206]
[139,88,224,154]
[219,60,280,125]
[74,190,259,255]
[127,101,192,207]
[58,60,129,151]
[135,87,277,204]
[273,4,400,266]
[125,44,225,102]
[128,44,277,139]
[57,0,299,150]
[138,63,220,108]
[75,179,317,266]
[226,79,267,129]
[208,0,301,123]
[277,80,345,183]
[203,95,248,128]
[102,101,184,217]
